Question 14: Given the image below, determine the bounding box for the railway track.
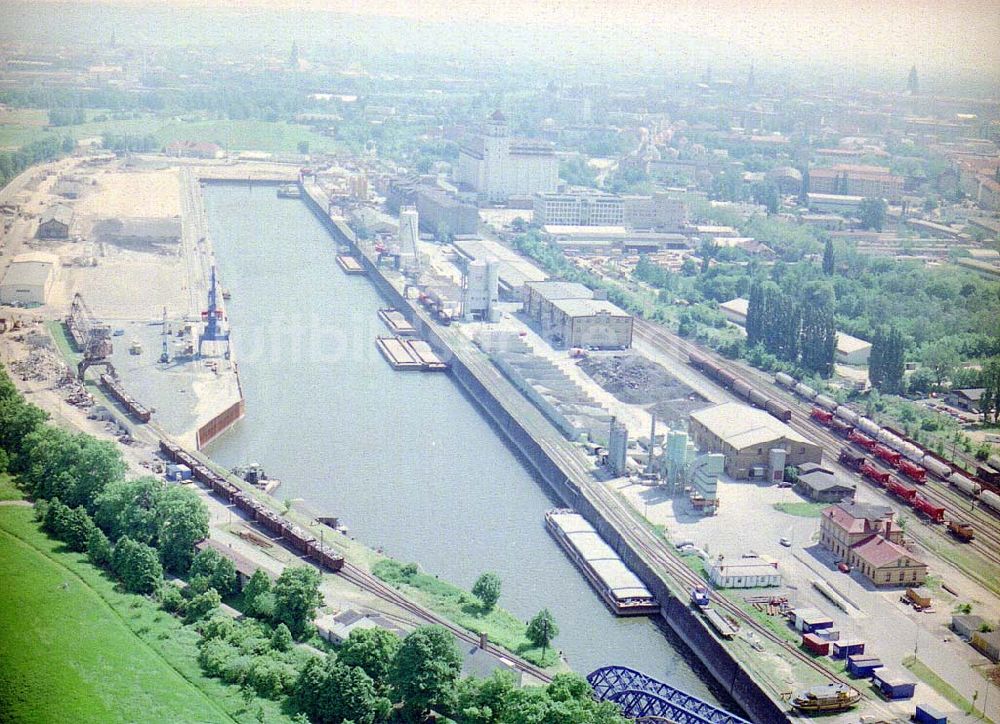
[632,319,1000,569]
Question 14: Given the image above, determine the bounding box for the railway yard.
[1,156,998,723]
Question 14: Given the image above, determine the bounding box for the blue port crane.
[198,265,230,357]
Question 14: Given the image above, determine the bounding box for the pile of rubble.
[9,347,69,382]
[57,375,94,408]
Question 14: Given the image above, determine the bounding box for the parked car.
[838,561,851,573]
[779,537,791,547]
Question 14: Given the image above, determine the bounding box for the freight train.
[688,353,793,422]
[99,373,151,423]
[776,372,1000,516]
[158,440,344,572]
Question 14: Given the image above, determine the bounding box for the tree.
[272,566,322,639]
[94,477,163,544]
[87,526,113,568]
[799,281,837,377]
[294,658,390,724]
[156,486,209,574]
[270,623,293,652]
[870,326,906,394]
[472,572,502,612]
[390,625,462,721]
[822,237,835,275]
[920,340,960,387]
[184,588,221,624]
[338,627,400,692]
[243,569,272,616]
[190,547,238,597]
[858,197,887,232]
[526,608,559,656]
[111,536,164,594]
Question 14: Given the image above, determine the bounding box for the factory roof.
[40,204,73,226]
[690,402,812,450]
[542,224,628,237]
[525,280,594,301]
[836,332,872,355]
[1,260,54,288]
[549,297,631,319]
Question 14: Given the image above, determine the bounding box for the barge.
[375,336,449,372]
[336,255,365,275]
[378,308,417,336]
[276,184,302,198]
[545,509,658,616]
[407,339,448,371]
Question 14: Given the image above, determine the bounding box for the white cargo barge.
[545,509,658,616]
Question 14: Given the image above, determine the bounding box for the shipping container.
[802,633,831,656]
[872,669,916,700]
[847,655,883,678]
[914,703,948,723]
[831,640,865,659]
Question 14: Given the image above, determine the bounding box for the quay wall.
[196,397,246,450]
[300,187,787,723]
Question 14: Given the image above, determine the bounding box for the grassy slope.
[0,507,293,723]
[0,473,24,502]
[373,559,563,669]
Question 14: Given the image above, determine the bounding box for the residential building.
[819,501,927,586]
[456,111,558,202]
[688,403,822,479]
[809,164,904,201]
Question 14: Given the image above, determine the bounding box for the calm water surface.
[204,184,729,704]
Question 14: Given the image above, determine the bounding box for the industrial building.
[540,225,687,254]
[37,204,73,239]
[523,280,594,323]
[545,298,633,349]
[795,462,856,502]
[456,111,558,202]
[809,164,904,202]
[416,187,479,237]
[462,259,499,320]
[452,238,547,300]
[835,333,872,365]
[0,252,57,305]
[534,191,624,226]
[688,403,822,479]
[706,557,781,588]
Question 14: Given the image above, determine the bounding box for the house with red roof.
[819,501,926,586]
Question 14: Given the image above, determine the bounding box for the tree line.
[0,134,75,190]
[1,366,624,722]
[746,278,837,377]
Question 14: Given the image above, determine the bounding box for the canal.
[203,183,727,703]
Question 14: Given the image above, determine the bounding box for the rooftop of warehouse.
[690,402,812,448]
[549,297,631,318]
[1,260,54,288]
[525,280,594,301]
[836,332,872,354]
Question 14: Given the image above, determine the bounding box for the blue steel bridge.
[588,666,751,724]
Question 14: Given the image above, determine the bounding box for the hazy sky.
[23,0,1000,79]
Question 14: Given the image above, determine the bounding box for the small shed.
[971,630,1000,663]
[847,655,883,678]
[793,607,834,633]
[832,640,865,659]
[816,628,840,641]
[166,464,192,481]
[802,633,830,656]
[914,703,948,724]
[951,614,986,639]
[872,668,916,700]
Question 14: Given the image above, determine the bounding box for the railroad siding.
[302,187,788,724]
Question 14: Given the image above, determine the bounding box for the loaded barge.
[545,509,658,616]
[336,255,365,275]
[378,308,416,336]
[376,336,448,372]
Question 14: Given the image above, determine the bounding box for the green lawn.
[0,112,343,156]
[373,559,564,669]
[0,507,293,723]
[772,502,828,518]
[0,473,24,501]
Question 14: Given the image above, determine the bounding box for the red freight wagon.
[861,460,892,486]
[913,495,945,523]
[874,444,902,467]
[898,459,927,484]
[849,429,877,452]
[811,407,834,424]
[886,477,917,503]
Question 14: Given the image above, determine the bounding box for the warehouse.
[0,252,57,306]
[545,298,633,350]
[688,402,822,478]
[835,333,872,365]
[523,280,594,323]
[706,557,781,588]
[795,462,856,502]
[37,204,73,239]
